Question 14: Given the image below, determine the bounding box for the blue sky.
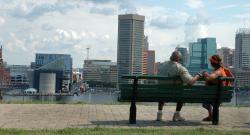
[0,0,250,67]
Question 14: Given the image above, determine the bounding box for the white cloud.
[207,22,238,49]
[184,14,210,44]
[89,32,97,38]
[186,0,204,9]
[41,23,54,31]
[118,0,137,13]
[0,17,5,26]
[102,34,110,40]
[89,7,116,15]
[85,0,137,15]
[7,0,80,21]
[233,13,250,19]
[56,29,71,39]
[242,3,250,8]
[150,15,186,29]
[217,4,238,10]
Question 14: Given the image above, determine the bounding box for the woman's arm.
[203,71,220,83]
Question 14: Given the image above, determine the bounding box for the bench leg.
[212,104,219,125]
[129,101,136,124]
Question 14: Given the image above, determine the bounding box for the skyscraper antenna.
[86,47,90,60]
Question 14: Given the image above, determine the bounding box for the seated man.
[157,51,201,121]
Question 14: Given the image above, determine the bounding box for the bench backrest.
[119,76,233,103]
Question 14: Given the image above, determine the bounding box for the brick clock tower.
[0,45,11,85]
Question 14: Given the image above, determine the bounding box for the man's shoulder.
[164,61,186,69]
[171,61,185,69]
[165,61,177,65]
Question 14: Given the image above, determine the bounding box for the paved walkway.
[0,104,249,130]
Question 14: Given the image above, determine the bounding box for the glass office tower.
[188,38,217,75]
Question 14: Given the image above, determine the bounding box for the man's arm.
[179,66,200,86]
[188,74,200,86]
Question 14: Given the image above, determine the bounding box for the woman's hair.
[209,54,222,69]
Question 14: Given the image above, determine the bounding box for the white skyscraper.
[117,14,145,84]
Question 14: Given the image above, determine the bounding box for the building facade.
[33,53,72,93]
[117,14,145,84]
[217,47,234,68]
[143,50,155,75]
[8,65,30,85]
[188,38,217,75]
[175,47,188,67]
[83,60,117,84]
[234,28,250,88]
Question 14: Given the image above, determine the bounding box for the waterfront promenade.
[0,104,249,130]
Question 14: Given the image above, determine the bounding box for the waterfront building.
[83,60,117,84]
[8,65,29,85]
[117,14,145,84]
[33,53,72,93]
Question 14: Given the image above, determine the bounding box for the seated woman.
[202,54,233,121]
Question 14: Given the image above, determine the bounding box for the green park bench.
[119,75,234,125]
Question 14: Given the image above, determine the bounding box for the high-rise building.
[117,14,145,84]
[142,35,156,75]
[235,28,250,70]
[143,51,148,74]
[143,35,149,51]
[234,28,250,88]
[188,38,217,75]
[33,53,72,93]
[217,47,234,68]
[143,50,155,75]
[175,47,188,67]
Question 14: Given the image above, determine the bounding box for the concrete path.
[0,104,249,130]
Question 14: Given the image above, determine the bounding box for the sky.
[0,0,250,68]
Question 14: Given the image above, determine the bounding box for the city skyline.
[0,0,250,67]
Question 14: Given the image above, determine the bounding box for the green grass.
[0,128,249,135]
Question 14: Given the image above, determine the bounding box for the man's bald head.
[170,51,182,63]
